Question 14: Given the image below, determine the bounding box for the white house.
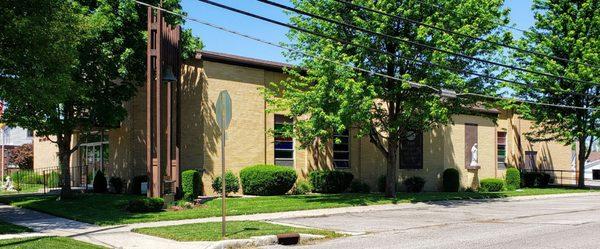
[585,152,600,181]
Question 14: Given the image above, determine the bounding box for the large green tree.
[0,0,202,197]
[265,0,511,197]
[511,0,599,188]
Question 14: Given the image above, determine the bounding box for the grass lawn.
[0,184,44,195]
[133,220,340,241]
[0,188,595,226]
[0,220,32,234]
[0,236,104,248]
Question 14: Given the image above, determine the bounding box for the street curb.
[208,233,325,249]
[0,233,47,240]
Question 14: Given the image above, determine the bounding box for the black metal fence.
[0,165,99,195]
[520,168,578,187]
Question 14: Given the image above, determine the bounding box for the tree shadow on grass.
[0,236,46,247]
[278,193,399,206]
[0,193,155,226]
[277,192,514,208]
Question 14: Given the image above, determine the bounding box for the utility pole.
[1,126,5,182]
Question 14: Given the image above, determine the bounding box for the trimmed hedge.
[505,168,521,190]
[109,177,124,194]
[521,172,551,188]
[125,197,164,213]
[349,180,371,193]
[308,170,353,193]
[291,180,313,195]
[479,178,504,192]
[93,170,107,193]
[131,175,148,195]
[211,171,240,196]
[240,164,297,196]
[403,176,426,193]
[442,168,460,192]
[522,172,537,187]
[538,172,551,187]
[182,169,203,201]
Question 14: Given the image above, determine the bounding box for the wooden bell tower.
[146,6,181,198]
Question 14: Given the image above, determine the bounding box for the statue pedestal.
[466,163,480,170]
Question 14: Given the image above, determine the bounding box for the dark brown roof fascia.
[196,50,297,73]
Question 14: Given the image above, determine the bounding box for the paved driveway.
[265,194,600,249]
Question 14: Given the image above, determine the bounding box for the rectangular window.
[274,115,294,166]
[400,132,423,169]
[333,129,350,168]
[26,129,34,137]
[497,131,507,168]
[593,170,600,180]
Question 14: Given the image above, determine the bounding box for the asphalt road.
[265,194,600,249]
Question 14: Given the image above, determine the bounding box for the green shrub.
[87,170,95,184]
[109,177,124,194]
[505,168,521,190]
[211,171,240,196]
[308,170,353,193]
[93,170,107,193]
[240,164,297,196]
[291,180,312,195]
[403,176,426,193]
[131,175,148,195]
[538,172,551,187]
[10,171,42,185]
[522,172,537,187]
[442,168,460,192]
[479,178,504,192]
[46,172,60,187]
[349,180,371,193]
[182,169,203,201]
[377,175,399,193]
[125,197,164,213]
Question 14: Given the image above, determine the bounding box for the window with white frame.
[274,115,294,166]
[333,129,350,168]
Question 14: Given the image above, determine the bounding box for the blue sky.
[181,0,535,63]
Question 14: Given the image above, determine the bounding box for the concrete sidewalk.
[0,204,214,248]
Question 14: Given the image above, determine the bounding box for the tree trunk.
[57,134,73,199]
[385,140,398,198]
[577,137,586,189]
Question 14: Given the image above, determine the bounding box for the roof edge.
[195,50,295,72]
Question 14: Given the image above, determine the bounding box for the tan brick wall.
[182,60,309,195]
[32,57,576,194]
[33,136,60,169]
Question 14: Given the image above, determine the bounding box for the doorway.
[525,151,537,170]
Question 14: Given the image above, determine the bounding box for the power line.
[252,0,600,87]
[415,1,530,34]
[196,0,528,89]
[458,92,595,111]
[133,0,435,92]
[132,0,599,111]
[330,0,600,71]
[205,0,599,100]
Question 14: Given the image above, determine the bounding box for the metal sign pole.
[216,90,231,240]
[221,125,226,239]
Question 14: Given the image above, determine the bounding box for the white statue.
[3,176,15,192]
[470,143,479,167]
